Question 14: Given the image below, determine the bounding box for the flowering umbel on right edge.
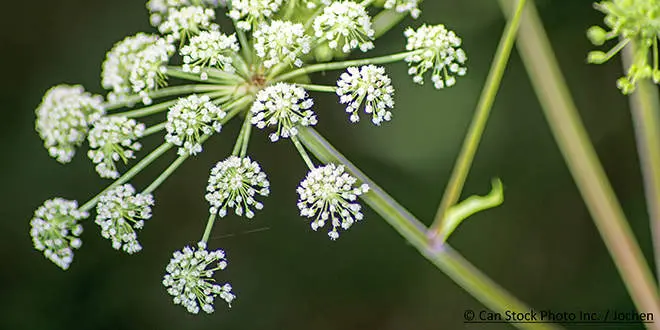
[587,0,660,93]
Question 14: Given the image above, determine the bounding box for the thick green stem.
[273,51,420,83]
[498,0,660,323]
[79,143,174,212]
[240,112,253,158]
[622,42,660,285]
[429,0,526,241]
[298,127,559,330]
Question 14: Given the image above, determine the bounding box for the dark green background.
[0,1,651,329]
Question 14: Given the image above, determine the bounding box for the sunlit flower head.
[313,1,375,53]
[147,0,220,27]
[336,65,395,125]
[35,85,105,163]
[158,5,219,43]
[297,164,369,240]
[102,33,173,105]
[253,20,311,68]
[206,156,270,218]
[87,116,146,179]
[404,24,467,89]
[228,0,284,31]
[163,242,236,314]
[181,30,240,79]
[165,94,226,156]
[384,0,421,19]
[96,184,154,254]
[30,198,87,270]
[250,83,316,142]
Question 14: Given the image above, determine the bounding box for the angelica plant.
[28,0,537,319]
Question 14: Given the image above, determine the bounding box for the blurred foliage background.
[0,1,653,329]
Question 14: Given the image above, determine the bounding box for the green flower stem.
[297,127,558,330]
[165,66,230,84]
[622,41,660,284]
[235,25,253,65]
[79,143,174,213]
[239,112,253,158]
[143,152,189,195]
[201,212,218,244]
[297,84,337,93]
[204,67,246,83]
[291,135,316,169]
[232,112,252,156]
[498,0,660,321]
[143,122,166,136]
[272,50,421,83]
[109,99,178,118]
[103,85,227,111]
[304,6,325,31]
[108,91,230,118]
[428,0,526,242]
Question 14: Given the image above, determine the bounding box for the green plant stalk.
[165,66,231,84]
[621,42,660,284]
[201,212,218,244]
[498,0,660,322]
[273,50,420,83]
[143,153,189,195]
[298,127,559,330]
[79,142,174,212]
[143,122,167,136]
[429,0,526,242]
[103,84,227,111]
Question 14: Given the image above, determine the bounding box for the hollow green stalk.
[428,0,526,242]
[498,0,660,323]
[143,122,167,136]
[201,212,218,244]
[297,84,337,93]
[298,127,559,330]
[622,41,660,284]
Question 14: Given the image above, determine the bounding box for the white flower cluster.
[181,31,239,79]
[163,242,236,314]
[228,0,283,30]
[35,85,105,163]
[88,117,146,179]
[102,33,174,105]
[297,164,369,240]
[147,0,219,27]
[336,65,395,125]
[165,94,226,155]
[254,20,311,68]
[404,24,467,89]
[30,198,87,270]
[384,0,421,19]
[158,6,219,43]
[313,1,375,53]
[296,0,330,9]
[250,83,316,142]
[205,156,270,218]
[95,184,154,254]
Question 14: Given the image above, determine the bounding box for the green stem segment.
[273,51,420,83]
[297,84,337,93]
[143,153,189,195]
[622,41,660,285]
[79,143,174,212]
[103,85,227,111]
[498,0,660,323]
[240,112,253,158]
[291,135,316,169]
[201,212,218,244]
[428,0,527,242]
[297,127,558,330]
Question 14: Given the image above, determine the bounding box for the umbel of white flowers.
[31,0,469,316]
